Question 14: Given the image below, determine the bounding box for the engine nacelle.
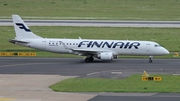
[97,52,113,60]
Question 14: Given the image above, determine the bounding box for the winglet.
[79,37,82,39]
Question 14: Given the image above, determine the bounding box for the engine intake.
[97,52,113,60]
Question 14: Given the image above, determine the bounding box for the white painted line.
[111,72,122,74]
[173,74,180,75]
[86,72,98,76]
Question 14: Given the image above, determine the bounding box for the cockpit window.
[154,44,161,47]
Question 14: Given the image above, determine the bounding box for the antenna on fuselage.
[79,37,82,39]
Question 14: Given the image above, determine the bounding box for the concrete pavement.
[0,74,95,101]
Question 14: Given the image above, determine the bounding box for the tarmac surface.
[0,57,180,101]
[0,57,180,77]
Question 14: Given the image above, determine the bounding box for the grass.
[0,26,180,58]
[0,0,180,20]
[50,74,180,92]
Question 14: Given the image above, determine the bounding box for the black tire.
[90,57,94,62]
[85,56,94,62]
[85,58,89,62]
[149,59,152,63]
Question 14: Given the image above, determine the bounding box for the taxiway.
[0,57,179,101]
[0,57,179,77]
[1,19,180,27]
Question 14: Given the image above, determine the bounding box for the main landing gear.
[85,56,94,62]
[149,56,153,63]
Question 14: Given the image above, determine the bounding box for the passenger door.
[146,44,150,52]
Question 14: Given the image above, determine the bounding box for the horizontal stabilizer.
[9,39,29,44]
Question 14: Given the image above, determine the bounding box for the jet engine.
[97,52,113,60]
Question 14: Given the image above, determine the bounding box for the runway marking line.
[86,72,99,76]
[111,72,122,74]
[86,70,122,76]
[0,98,16,101]
[173,74,180,75]
[0,63,56,68]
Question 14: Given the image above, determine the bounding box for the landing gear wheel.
[149,56,153,63]
[90,56,94,62]
[149,59,152,63]
[85,56,94,62]
[85,58,89,62]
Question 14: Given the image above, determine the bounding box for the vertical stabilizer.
[12,15,42,39]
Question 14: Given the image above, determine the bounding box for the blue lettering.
[129,42,140,49]
[91,41,103,48]
[87,41,93,47]
[124,42,130,49]
[77,41,140,49]
[102,42,114,48]
[78,41,89,47]
[113,42,124,48]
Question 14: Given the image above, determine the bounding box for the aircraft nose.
[163,48,170,55]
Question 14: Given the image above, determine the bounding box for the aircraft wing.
[60,41,115,55]
[72,48,108,54]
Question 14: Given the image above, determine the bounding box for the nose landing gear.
[149,56,153,63]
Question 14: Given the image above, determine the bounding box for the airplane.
[9,15,169,63]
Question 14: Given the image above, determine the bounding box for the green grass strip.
[1,0,180,20]
[50,74,180,93]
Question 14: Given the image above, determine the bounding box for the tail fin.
[12,15,42,39]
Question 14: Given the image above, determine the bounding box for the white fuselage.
[16,38,169,56]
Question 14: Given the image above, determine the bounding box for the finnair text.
[78,41,140,49]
